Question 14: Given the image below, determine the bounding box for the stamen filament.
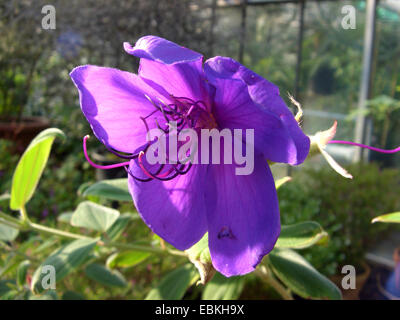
[83,135,131,169]
[137,151,175,179]
[328,140,400,154]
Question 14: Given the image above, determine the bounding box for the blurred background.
[1,0,400,300]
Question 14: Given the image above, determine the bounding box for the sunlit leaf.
[268,249,341,300]
[57,211,73,224]
[10,128,65,210]
[105,213,133,241]
[0,223,19,241]
[276,221,328,249]
[82,179,131,202]
[71,201,120,232]
[372,212,400,224]
[106,251,150,269]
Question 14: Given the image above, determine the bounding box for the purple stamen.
[84,95,210,182]
[83,135,131,169]
[328,140,400,154]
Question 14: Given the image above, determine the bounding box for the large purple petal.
[124,36,212,108]
[124,36,202,65]
[205,56,310,165]
[128,160,210,250]
[70,65,170,153]
[205,155,280,277]
[210,76,298,162]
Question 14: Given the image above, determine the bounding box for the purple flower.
[70,36,310,277]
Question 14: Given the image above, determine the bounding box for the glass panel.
[369,1,400,166]
[244,3,299,96]
[300,0,364,144]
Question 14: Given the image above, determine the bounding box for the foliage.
[0,129,341,300]
[278,163,400,276]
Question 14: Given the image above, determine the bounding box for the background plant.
[278,162,400,276]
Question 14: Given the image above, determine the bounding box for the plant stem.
[0,210,185,257]
[255,266,294,300]
[20,206,30,224]
[103,241,186,257]
[0,217,21,230]
[0,211,22,226]
[28,222,91,240]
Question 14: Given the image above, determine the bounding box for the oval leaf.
[10,128,65,210]
[106,251,150,269]
[85,263,127,288]
[31,238,97,293]
[105,213,133,241]
[17,260,31,287]
[57,212,73,224]
[276,221,328,249]
[372,212,400,224]
[202,272,245,300]
[82,179,131,202]
[146,264,199,300]
[71,201,120,232]
[268,249,342,300]
[0,223,19,241]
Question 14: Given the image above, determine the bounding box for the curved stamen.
[137,151,176,180]
[125,166,152,182]
[328,140,400,154]
[103,143,146,160]
[83,135,131,169]
[83,95,209,183]
[173,162,192,175]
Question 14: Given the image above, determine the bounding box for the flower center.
[83,95,214,183]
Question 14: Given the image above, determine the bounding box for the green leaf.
[0,223,19,241]
[275,176,292,189]
[31,238,97,294]
[372,212,400,224]
[145,264,199,300]
[57,211,73,224]
[105,213,132,241]
[71,201,120,232]
[10,128,65,210]
[276,221,328,249]
[106,251,150,269]
[82,179,131,202]
[268,249,342,300]
[202,272,245,300]
[85,263,127,288]
[16,260,31,287]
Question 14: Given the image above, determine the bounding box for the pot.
[0,116,50,153]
